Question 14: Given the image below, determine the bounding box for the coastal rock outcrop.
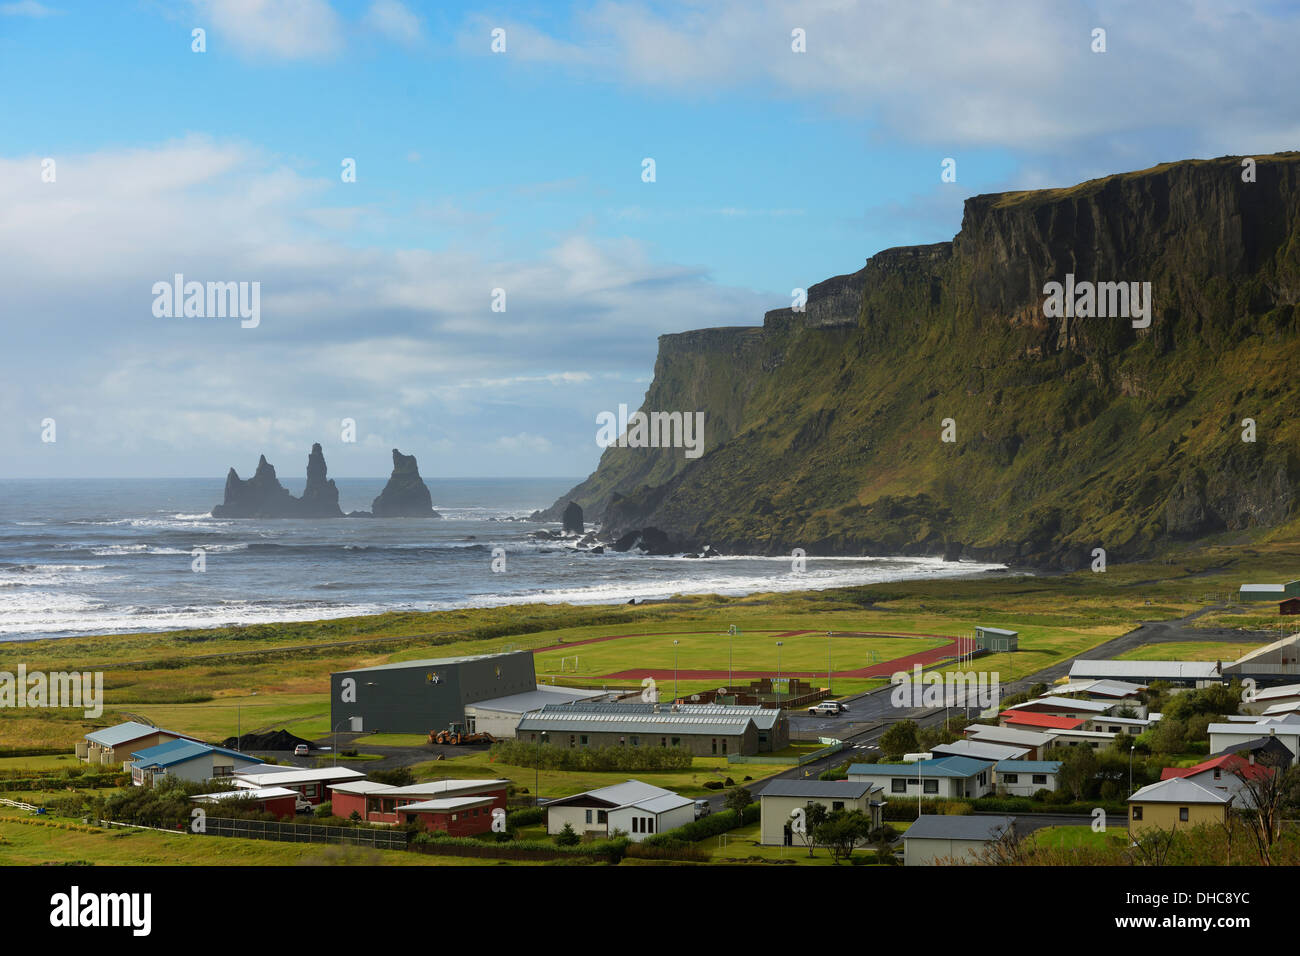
[212,454,307,518]
[298,443,344,517]
[562,501,584,535]
[371,449,441,517]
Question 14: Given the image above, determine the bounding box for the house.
[1088,715,1155,736]
[1245,681,1300,714]
[964,724,1058,759]
[974,626,1018,653]
[903,814,1015,866]
[329,778,510,824]
[1004,696,1116,720]
[930,739,1030,763]
[231,766,366,806]
[1000,711,1085,733]
[848,755,995,799]
[1160,753,1274,808]
[1221,634,1300,680]
[993,760,1063,796]
[396,797,499,836]
[461,685,607,738]
[1238,581,1300,603]
[1210,735,1295,768]
[1051,679,1148,701]
[1127,778,1233,836]
[756,779,886,846]
[542,780,695,842]
[78,721,198,769]
[1208,715,1300,759]
[1041,727,1124,750]
[128,739,263,787]
[1067,659,1223,687]
[516,701,789,756]
[190,786,299,820]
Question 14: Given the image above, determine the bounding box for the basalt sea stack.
[371,449,441,517]
[211,444,343,518]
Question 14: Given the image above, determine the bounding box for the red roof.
[1000,711,1085,730]
[1160,753,1271,782]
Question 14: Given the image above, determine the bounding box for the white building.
[903,814,1015,866]
[1208,715,1300,759]
[542,779,695,842]
[462,685,607,738]
[993,760,1063,796]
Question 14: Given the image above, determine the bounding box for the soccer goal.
[559,655,580,673]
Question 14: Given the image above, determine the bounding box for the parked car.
[295,796,313,814]
[808,700,848,716]
[293,744,309,756]
[694,799,711,819]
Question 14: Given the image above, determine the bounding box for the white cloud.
[0,1,58,16]
[363,0,423,48]
[192,0,344,60]
[459,0,1300,153]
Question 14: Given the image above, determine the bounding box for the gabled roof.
[334,651,528,673]
[191,786,297,802]
[130,739,262,770]
[1007,695,1111,713]
[849,755,994,778]
[517,700,779,735]
[904,814,1014,842]
[966,724,1057,747]
[1000,712,1085,730]
[85,721,190,748]
[759,779,881,800]
[1251,682,1300,702]
[1211,736,1295,758]
[232,767,366,787]
[1128,777,1232,804]
[1160,753,1270,782]
[931,740,1029,762]
[543,779,680,811]
[399,796,495,813]
[1068,660,1221,680]
[1240,583,1286,593]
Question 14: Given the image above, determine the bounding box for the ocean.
[0,478,1007,641]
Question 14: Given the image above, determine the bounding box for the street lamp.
[776,641,784,710]
[1129,744,1135,796]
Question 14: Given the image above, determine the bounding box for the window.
[631,736,640,747]
[1032,774,1047,785]
[1179,807,1189,822]
[978,772,987,785]
[585,809,592,824]
[580,735,588,746]
[671,737,680,747]
[305,784,318,797]
[923,780,939,794]
[891,779,907,793]
[647,817,655,833]
[569,735,576,748]
[1003,774,1019,784]
[721,740,727,754]
[597,810,607,824]
[661,737,667,747]
[1213,768,1221,780]
[1132,806,1143,820]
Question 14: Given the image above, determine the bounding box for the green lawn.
[1027,825,1128,852]
[1117,641,1270,662]
[412,750,785,799]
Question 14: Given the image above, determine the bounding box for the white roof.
[327,780,396,795]
[622,792,694,814]
[1092,715,1152,726]
[546,778,686,812]
[1209,719,1300,737]
[399,796,495,812]
[1240,583,1286,593]
[1069,660,1221,680]
[233,767,366,787]
[966,724,1057,747]
[465,685,605,715]
[1262,701,1300,716]
[1253,683,1300,702]
[931,740,1030,761]
[386,779,510,797]
[1129,777,1231,804]
[191,786,298,802]
[1008,695,1111,713]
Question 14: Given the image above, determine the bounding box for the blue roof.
[848,755,994,778]
[85,721,165,747]
[993,761,1062,774]
[130,739,261,770]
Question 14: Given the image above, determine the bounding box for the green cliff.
[546,153,1300,568]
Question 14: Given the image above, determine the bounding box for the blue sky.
[2,0,1298,479]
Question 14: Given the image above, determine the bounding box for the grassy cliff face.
[552,153,1300,567]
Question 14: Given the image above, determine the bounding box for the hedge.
[640,803,759,848]
[490,739,693,772]
[410,831,629,863]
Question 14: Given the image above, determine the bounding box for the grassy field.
[409,750,786,799]
[1026,825,1128,852]
[0,813,537,866]
[1116,641,1271,662]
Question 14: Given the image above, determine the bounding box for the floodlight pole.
[776,641,784,710]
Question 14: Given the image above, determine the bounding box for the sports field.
[531,628,958,698]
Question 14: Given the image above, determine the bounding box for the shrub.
[554,822,580,846]
[489,739,693,772]
[640,804,759,848]
[314,801,333,818]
